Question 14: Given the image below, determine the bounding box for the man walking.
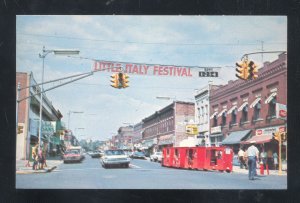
[247,141,259,180]
[238,147,245,169]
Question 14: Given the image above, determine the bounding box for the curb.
[16,166,58,175]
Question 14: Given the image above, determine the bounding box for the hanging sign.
[93,60,221,78]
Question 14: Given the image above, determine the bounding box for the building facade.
[117,126,133,150]
[142,101,195,154]
[209,53,287,164]
[16,72,63,160]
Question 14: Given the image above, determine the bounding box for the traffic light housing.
[121,73,129,88]
[110,73,120,88]
[17,125,24,134]
[235,60,249,80]
[248,61,258,80]
[272,132,281,142]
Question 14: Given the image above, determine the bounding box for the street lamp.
[38,46,80,151]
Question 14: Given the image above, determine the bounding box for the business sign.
[210,126,222,134]
[255,125,286,136]
[276,103,287,120]
[93,60,221,78]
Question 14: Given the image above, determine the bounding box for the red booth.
[162,146,233,173]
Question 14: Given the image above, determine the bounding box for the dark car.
[90,151,101,158]
[130,151,146,159]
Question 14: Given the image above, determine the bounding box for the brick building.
[142,101,195,154]
[209,53,287,166]
[117,126,133,150]
[16,72,63,160]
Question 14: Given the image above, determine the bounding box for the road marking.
[129,164,141,168]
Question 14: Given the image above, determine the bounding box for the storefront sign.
[211,126,222,134]
[93,60,221,78]
[276,103,287,120]
[255,126,286,136]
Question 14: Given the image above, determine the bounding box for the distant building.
[117,126,133,150]
[142,101,195,155]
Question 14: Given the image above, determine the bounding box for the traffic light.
[272,132,281,142]
[235,60,249,80]
[17,125,24,134]
[121,73,129,88]
[281,132,287,142]
[110,73,120,88]
[247,61,258,80]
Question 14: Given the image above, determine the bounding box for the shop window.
[253,101,261,120]
[268,97,276,117]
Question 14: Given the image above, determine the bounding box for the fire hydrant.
[260,161,264,175]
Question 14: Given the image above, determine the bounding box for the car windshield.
[105,150,125,156]
[135,152,145,155]
[65,150,79,154]
[156,152,162,155]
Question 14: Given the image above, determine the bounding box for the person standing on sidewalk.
[238,147,246,169]
[31,143,39,170]
[247,141,259,180]
[273,152,278,170]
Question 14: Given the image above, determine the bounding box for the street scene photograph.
[16,15,287,189]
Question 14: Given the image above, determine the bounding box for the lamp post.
[38,46,79,151]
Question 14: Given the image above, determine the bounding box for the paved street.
[16,155,287,189]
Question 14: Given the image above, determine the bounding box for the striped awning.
[265,92,277,104]
[227,106,237,114]
[210,111,218,119]
[217,109,227,117]
[238,102,248,112]
[250,98,261,108]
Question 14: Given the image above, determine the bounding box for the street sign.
[186,125,198,135]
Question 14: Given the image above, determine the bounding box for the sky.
[16,15,287,141]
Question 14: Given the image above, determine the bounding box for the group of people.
[237,141,279,180]
[31,142,48,170]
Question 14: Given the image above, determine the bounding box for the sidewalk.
[16,157,63,175]
[232,165,287,176]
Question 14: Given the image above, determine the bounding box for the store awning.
[209,133,223,138]
[210,111,218,119]
[265,92,277,104]
[250,98,261,108]
[241,134,273,144]
[227,106,237,114]
[222,130,251,145]
[217,109,227,117]
[238,102,248,112]
[158,134,174,146]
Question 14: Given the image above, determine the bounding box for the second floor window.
[213,115,218,127]
[241,105,248,122]
[221,112,226,126]
[253,101,261,120]
[268,97,276,117]
[231,109,237,124]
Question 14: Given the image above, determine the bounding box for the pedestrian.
[243,149,248,169]
[42,143,48,168]
[238,147,246,169]
[273,152,278,170]
[31,143,39,170]
[246,141,259,180]
[38,146,44,170]
[260,148,267,169]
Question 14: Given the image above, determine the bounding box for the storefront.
[242,125,286,170]
[141,138,157,156]
[210,126,223,146]
[221,130,252,154]
[158,134,174,151]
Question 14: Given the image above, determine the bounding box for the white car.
[101,149,131,168]
[150,152,163,162]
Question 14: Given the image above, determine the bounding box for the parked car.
[100,149,131,168]
[150,151,163,162]
[130,151,146,159]
[63,146,84,163]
